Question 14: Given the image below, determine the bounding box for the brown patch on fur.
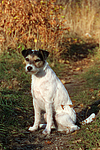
[61,105,65,110]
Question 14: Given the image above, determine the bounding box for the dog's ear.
[22,49,32,57]
[22,49,28,57]
[39,49,49,60]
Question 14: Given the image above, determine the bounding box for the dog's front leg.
[29,100,40,132]
[43,103,53,135]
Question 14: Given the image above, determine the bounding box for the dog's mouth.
[26,69,38,74]
[26,67,39,74]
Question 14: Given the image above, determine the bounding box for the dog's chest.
[31,75,49,109]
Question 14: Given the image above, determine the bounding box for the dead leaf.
[95,73,99,76]
[45,141,52,145]
[15,107,22,111]
[89,88,94,92]
[88,106,91,109]
[72,131,78,135]
[75,67,81,71]
[92,117,96,121]
[18,116,24,120]
[65,60,70,64]
[79,103,84,108]
[12,78,19,86]
[72,139,82,143]
[51,62,55,67]
[98,90,100,96]
[61,79,66,84]
[59,59,65,63]
[98,104,100,107]
[69,104,74,108]
[92,148,100,150]
[8,86,12,89]
[66,80,71,84]
[92,96,95,99]
[72,100,76,103]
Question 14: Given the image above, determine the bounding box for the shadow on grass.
[60,38,98,61]
[10,143,43,150]
[76,99,100,126]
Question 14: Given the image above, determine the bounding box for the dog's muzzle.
[26,64,39,74]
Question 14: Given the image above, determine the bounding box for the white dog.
[22,49,95,135]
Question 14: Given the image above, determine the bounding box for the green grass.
[0,51,33,149]
[0,50,100,149]
[68,58,100,149]
[73,64,100,104]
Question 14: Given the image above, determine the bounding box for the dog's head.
[22,49,49,74]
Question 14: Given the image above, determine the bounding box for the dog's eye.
[34,59,41,63]
[25,58,29,62]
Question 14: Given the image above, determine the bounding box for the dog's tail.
[81,113,95,125]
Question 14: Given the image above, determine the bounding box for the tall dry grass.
[60,0,100,42]
[0,0,66,54]
[0,0,100,54]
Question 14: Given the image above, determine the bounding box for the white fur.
[28,62,95,134]
[81,113,95,125]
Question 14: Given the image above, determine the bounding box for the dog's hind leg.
[55,113,80,134]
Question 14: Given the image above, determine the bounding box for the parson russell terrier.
[22,49,95,135]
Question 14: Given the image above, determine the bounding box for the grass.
[59,57,100,149]
[0,51,33,149]
[62,0,100,41]
[68,56,100,149]
[0,49,100,149]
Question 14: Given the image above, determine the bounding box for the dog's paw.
[66,126,80,134]
[42,128,50,135]
[28,126,38,132]
[39,124,46,129]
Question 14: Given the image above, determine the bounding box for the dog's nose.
[27,66,32,72]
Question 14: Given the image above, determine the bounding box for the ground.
[0,48,100,150]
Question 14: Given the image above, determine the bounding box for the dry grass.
[60,0,100,42]
[0,0,100,54]
[0,0,66,53]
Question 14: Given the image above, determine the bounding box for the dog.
[22,49,95,135]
